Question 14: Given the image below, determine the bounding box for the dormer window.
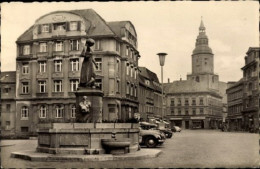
[53,22,66,31]
[145,80,150,85]
[42,24,49,33]
[70,21,78,31]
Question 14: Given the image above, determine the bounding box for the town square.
[0,1,259,168]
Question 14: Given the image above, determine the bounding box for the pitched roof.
[17,9,116,42]
[107,21,129,37]
[139,67,161,92]
[164,80,218,94]
[0,71,16,83]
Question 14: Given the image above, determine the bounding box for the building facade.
[138,67,163,121]
[241,47,259,132]
[15,9,140,135]
[0,72,16,136]
[226,79,244,131]
[165,20,226,129]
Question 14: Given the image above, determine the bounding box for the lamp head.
[157,53,167,66]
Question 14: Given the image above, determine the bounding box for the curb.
[11,149,162,162]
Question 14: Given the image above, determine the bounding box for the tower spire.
[199,16,205,32]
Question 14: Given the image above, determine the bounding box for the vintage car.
[139,122,166,148]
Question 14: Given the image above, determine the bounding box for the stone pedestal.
[75,88,103,123]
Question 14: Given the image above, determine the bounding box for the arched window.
[21,106,29,120]
[39,105,47,118]
[71,105,76,118]
[55,105,64,118]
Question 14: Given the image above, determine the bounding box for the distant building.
[138,67,163,121]
[0,71,16,136]
[164,19,227,129]
[14,9,140,135]
[241,47,259,132]
[226,79,244,131]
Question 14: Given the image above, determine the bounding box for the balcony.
[52,72,64,78]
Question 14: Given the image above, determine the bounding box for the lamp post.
[157,52,167,120]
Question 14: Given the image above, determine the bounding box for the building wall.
[241,47,259,132]
[226,80,244,131]
[15,10,140,134]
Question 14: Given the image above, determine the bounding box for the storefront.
[191,117,205,129]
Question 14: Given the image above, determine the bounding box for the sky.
[1,1,259,83]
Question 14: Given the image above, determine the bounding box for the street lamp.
[157,52,167,120]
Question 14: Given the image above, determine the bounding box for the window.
[22,82,29,94]
[95,40,101,50]
[38,81,46,93]
[55,105,63,118]
[22,64,29,74]
[42,24,49,33]
[116,59,120,72]
[55,41,63,51]
[116,80,120,93]
[126,63,130,75]
[126,82,130,94]
[116,41,120,52]
[178,109,181,115]
[200,108,204,114]
[54,80,62,92]
[134,86,137,97]
[54,60,62,72]
[70,21,78,31]
[71,105,76,118]
[130,66,133,77]
[54,23,65,31]
[177,98,181,106]
[39,105,47,118]
[185,109,189,115]
[192,98,196,105]
[171,99,175,106]
[130,84,134,96]
[3,87,11,94]
[185,99,189,106]
[70,40,79,51]
[6,104,11,113]
[134,68,137,79]
[39,42,47,52]
[196,76,200,82]
[21,127,29,132]
[171,108,174,114]
[23,45,30,55]
[70,59,79,71]
[39,61,46,73]
[95,79,102,90]
[21,106,29,120]
[70,79,79,92]
[126,46,129,56]
[199,98,204,105]
[192,109,196,115]
[95,58,102,71]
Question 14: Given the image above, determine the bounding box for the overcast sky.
[1,2,259,83]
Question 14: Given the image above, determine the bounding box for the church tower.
[187,18,219,90]
[192,18,214,74]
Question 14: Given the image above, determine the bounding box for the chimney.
[168,78,170,83]
[180,78,182,81]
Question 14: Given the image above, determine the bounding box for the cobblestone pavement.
[1,129,259,168]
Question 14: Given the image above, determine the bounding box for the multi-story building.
[0,71,16,136]
[138,67,162,121]
[241,47,259,132]
[15,9,140,135]
[226,79,244,131]
[164,19,227,129]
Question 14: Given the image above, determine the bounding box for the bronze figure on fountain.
[79,38,98,88]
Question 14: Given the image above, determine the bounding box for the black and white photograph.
[0,1,259,168]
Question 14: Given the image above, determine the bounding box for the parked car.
[172,126,182,132]
[159,128,173,138]
[139,122,166,148]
